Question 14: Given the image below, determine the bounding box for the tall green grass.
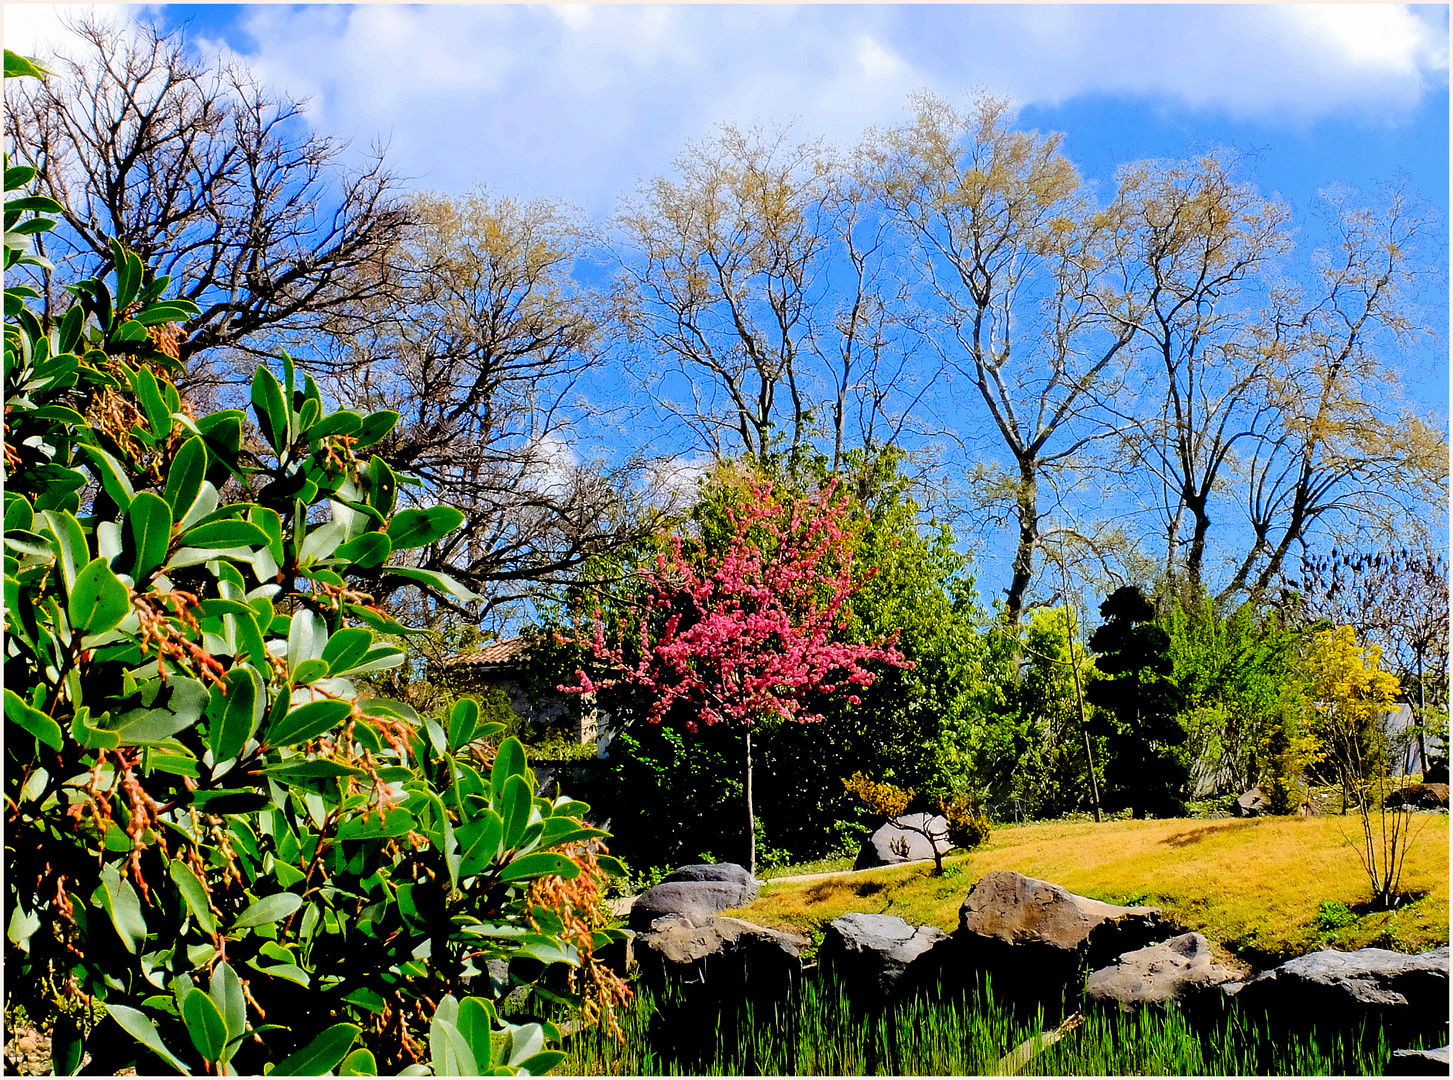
[557,973,1413,1076]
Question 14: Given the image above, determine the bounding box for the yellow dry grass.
[728,814,1449,963]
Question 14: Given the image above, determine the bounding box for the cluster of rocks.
[625,864,1449,1068]
[1234,782,1449,817]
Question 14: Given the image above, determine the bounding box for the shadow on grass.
[1161,820,1257,848]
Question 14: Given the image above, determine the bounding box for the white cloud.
[7,4,1446,214]
[2,3,133,60]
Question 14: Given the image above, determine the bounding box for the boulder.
[661,862,760,899]
[855,813,950,869]
[1387,1046,1450,1075]
[1235,946,1449,1043]
[1384,783,1449,811]
[1233,787,1265,817]
[1085,932,1240,1012]
[634,914,809,999]
[931,871,1166,1017]
[820,913,949,1001]
[628,863,758,931]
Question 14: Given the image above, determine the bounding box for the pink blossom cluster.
[565,480,910,732]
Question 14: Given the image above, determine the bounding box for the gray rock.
[661,862,760,901]
[855,813,950,869]
[1387,1046,1450,1075]
[1385,783,1449,810]
[1233,787,1265,817]
[1236,946,1449,1041]
[957,871,1165,969]
[628,864,758,930]
[820,913,949,1000]
[1086,932,1240,1011]
[929,871,1166,1017]
[634,914,809,1000]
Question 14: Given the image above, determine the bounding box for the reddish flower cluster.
[568,480,909,731]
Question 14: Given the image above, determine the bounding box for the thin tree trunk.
[744,727,756,877]
[1055,557,1101,822]
[1416,649,1428,775]
[1005,461,1039,626]
[1067,620,1101,824]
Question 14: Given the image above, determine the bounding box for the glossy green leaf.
[354,410,399,448]
[271,1023,361,1076]
[209,961,246,1051]
[268,699,352,747]
[231,892,302,930]
[163,437,208,516]
[332,531,391,568]
[338,1047,377,1076]
[96,865,148,953]
[336,805,416,841]
[178,519,271,550]
[386,506,465,550]
[499,852,581,883]
[499,774,534,851]
[181,986,227,1062]
[365,455,396,517]
[169,861,217,935]
[105,1004,189,1074]
[110,677,208,744]
[448,698,481,750]
[429,1017,478,1078]
[69,557,131,635]
[321,627,372,676]
[290,657,330,685]
[207,664,263,761]
[129,492,173,578]
[250,366,289,455]
[5,50,51,79]
[385,565,480,602]
[5,688,62,751]
[79,445,136,509]
[307,410,362,441]
[491,737,527,800]
[131,366,172,435]
[517,1049,567,1076]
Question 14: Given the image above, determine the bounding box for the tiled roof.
[446,636,529,667]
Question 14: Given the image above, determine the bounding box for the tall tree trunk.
[1005,460,1039,626]
[744,727,756,877]
[1183,492,1210,599]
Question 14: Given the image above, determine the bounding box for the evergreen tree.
[1085,587,1189,818]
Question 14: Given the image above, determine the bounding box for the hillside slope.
[729,814,1449,963]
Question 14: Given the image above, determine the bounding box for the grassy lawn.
[728,813,1449,964]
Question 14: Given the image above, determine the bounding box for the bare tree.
[614,123,942,476]
[1289,544,1450,773]
[5,18,411,390]
[1095,152,1294,606]
[318,190,673,622]
[1223,187,1447,607]
[867,94,1139,625]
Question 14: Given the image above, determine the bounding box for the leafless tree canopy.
[5,18,412,389]
[317,192,674,622]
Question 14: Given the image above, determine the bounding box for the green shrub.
[3,52,625,1076]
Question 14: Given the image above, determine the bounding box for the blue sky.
[6,3,1449,605]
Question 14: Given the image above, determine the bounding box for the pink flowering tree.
[564,480,909,876]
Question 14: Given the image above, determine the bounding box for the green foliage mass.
[530,453,988,867]
[3,54,621,1076]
